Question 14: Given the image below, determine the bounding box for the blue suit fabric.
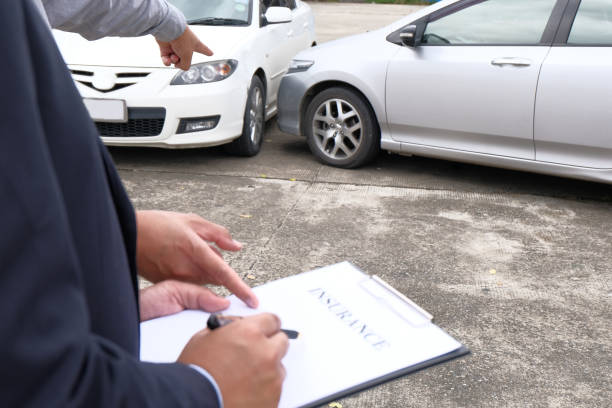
[0,1,218,406]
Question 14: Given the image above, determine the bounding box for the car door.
[286,0,314,56]
[258,0,294,111]
[534,0,612,169]
[385,0,561,160]
[268,0,304,71]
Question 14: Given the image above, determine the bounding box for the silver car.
[278,0,612,184]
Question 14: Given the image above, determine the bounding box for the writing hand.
[178,314,289,407]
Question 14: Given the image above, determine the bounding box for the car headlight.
[287,59,314,74]
[171,60,238,85]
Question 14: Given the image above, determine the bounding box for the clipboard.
[140,262,469,407]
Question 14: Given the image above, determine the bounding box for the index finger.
[194,240,259,308]
[195,40,213,57]
[244,313,282,337]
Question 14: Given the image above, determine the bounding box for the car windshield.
[167,0,251,25]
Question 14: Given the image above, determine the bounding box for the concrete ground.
[112,3,612,407]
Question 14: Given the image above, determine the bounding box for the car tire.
[304,87,379,168]
[225,75,265,157]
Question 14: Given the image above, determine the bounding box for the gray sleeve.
[42,0,187,42]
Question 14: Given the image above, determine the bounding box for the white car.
[278,0,612,184]
[54,0,315,156]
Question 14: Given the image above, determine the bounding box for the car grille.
[96,108,166,137]
[70,68,151,93]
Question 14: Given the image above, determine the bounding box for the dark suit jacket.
[0,1,218,406]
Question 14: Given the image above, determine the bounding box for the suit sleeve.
[41,0,187,41]
[0,1,215,406]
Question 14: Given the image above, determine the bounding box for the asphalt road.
[111,3,612,407]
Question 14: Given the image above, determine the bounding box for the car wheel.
[305,87,379,168]
[226,76,265,156]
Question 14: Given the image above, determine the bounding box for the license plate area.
[83,98,127,122]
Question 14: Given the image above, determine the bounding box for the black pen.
[207,313,300,339]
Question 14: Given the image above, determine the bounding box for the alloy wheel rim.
[312,98,362,160]
[249,87,264,145]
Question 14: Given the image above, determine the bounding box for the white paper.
[140,262,463,408]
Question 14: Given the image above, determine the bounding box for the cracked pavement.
[112,4,611,407]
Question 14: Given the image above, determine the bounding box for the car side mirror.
[265,7,292,24]
[399,25,419,47]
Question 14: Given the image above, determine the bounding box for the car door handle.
[303,22,309,28]
[288,29,294,37]
[491,57,532,67]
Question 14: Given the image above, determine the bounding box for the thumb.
[174,281,230,312]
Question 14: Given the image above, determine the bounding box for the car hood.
[53,25,250,67]
[296,30,385,61]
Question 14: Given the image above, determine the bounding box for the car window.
[168,0,251,24]
[568,0,612,45]
[422,0,557,45]
[269,0,295,9]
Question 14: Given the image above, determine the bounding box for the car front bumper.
[70,65,248,148]
[277,73,310,137]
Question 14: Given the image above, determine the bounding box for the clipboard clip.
[359,275,433,327]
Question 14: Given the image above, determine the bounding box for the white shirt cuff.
[188,364,224,408]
